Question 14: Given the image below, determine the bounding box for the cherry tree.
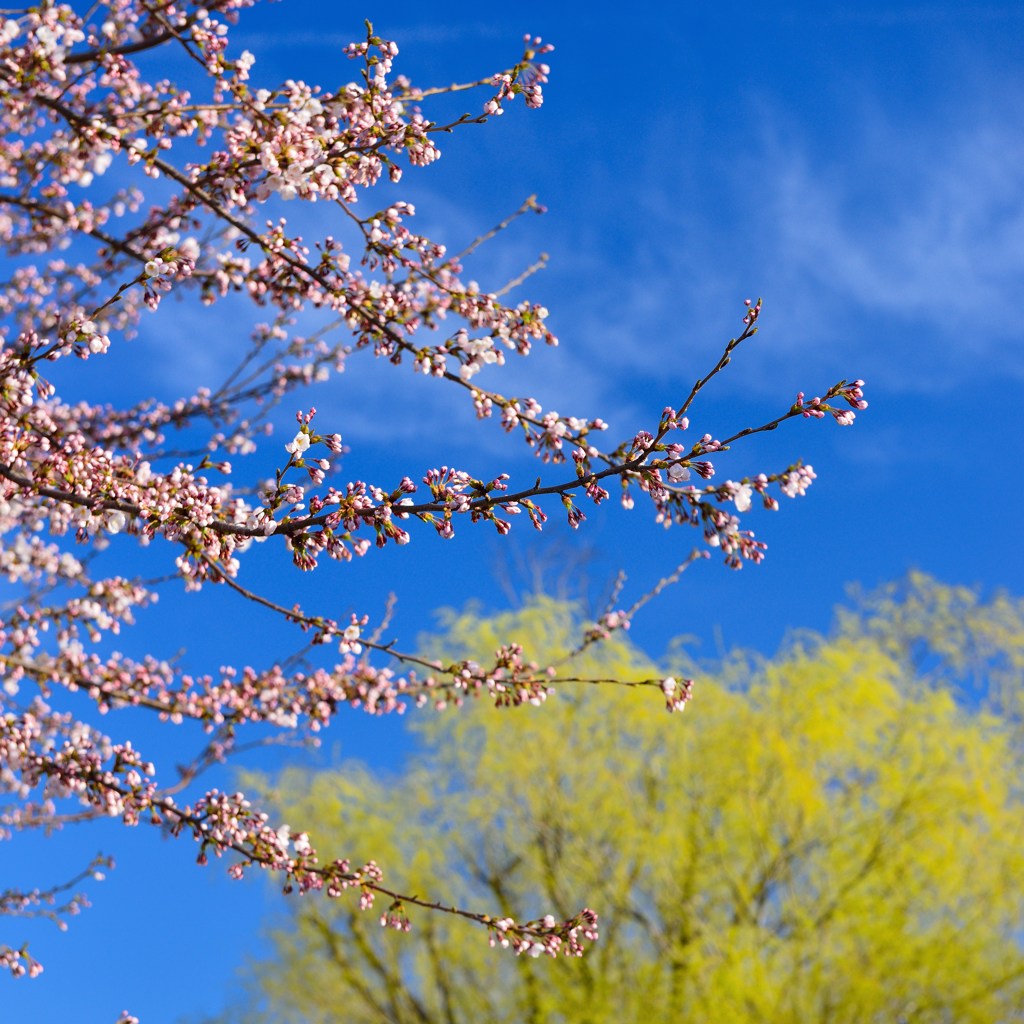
[0,0,867,995]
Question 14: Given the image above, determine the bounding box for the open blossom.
[730,482,753,513]
[105,511,128,534]
[144,257,171,277]
[285,432,311,455]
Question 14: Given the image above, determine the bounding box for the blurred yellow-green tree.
[232,574,1024,1024]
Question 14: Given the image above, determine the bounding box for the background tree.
[0,0,866,992]
[232,573,1024,1024]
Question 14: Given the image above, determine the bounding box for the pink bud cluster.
[0,945,42,979]
[483,35,552,115]
[488,907,599,958]
[660,677,695,713]
[793,378,869,426]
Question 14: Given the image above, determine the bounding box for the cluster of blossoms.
[0,0,865,996]
[660,676,695,713]
[488,907,599,957]
[793,382,867,426]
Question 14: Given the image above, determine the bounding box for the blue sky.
[4,1,1024,1020]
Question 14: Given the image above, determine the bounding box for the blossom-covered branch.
[0,0,866,984]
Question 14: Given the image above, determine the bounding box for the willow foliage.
[232,575,1024,1024]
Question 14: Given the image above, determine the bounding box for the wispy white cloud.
[750,110,1024,351]
[538,82,1024,403]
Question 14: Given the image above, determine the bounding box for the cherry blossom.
[0,0,866,995]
